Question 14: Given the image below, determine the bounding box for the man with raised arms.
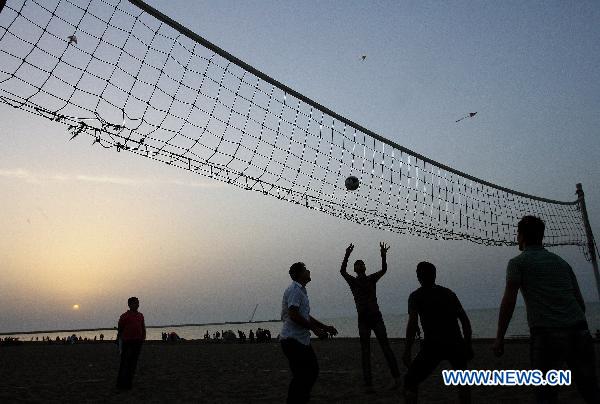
[340,242,401,392]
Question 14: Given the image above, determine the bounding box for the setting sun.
[72,304,80,310]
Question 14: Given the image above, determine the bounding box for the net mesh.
[0,0,591,259]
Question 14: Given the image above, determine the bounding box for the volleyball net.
[0,0,593,259]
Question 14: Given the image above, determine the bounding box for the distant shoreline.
[0,319,281,336]
[1,337,537,344]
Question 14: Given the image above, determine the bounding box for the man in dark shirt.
[403,262,472,404]
[116,296,146,390]
[340,242,401,392]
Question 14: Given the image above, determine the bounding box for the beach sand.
[0,338,596,403]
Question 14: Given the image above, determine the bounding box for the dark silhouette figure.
[494,215,600,403]
[403,262,473,404]
[256,328,270,343]
[280,262,338,404]
[116,296,146,390]
[222,330,236,342]
[249,329,255,343]
[340,242,400,392]
[100,333,104,341]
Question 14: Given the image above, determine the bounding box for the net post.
[576,183,600,301]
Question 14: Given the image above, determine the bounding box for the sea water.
[5,303,600,342]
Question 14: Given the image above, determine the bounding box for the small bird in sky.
[67,34,77,45]
[361,55,367,61]
[455,112,477,123]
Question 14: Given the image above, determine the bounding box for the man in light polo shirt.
[280,262,338,404]
[494,215,600,403]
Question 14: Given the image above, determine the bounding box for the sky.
[1,0,599,333]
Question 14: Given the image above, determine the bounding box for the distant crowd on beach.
[5,327,600,344]
[159,327,275,343]
[200,328,273,343]
[2,327,283,345]
[0,333,107,345]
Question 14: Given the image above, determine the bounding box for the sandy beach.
[1,338,597,403]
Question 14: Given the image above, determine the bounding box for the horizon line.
[0,318,281,336]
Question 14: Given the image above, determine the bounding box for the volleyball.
[345,176,360,191]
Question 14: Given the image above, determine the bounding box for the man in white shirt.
[280,262,338,404]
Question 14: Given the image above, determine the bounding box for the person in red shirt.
[116,296,146,390]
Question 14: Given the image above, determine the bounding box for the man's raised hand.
[345,243,354,258]
[380,242,390,256]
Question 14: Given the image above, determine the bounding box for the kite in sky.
[361,55,367,61]
[455,112,477,123]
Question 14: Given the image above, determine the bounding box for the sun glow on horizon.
[72,304,80,310]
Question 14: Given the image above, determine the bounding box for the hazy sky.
[1,0,599,332]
